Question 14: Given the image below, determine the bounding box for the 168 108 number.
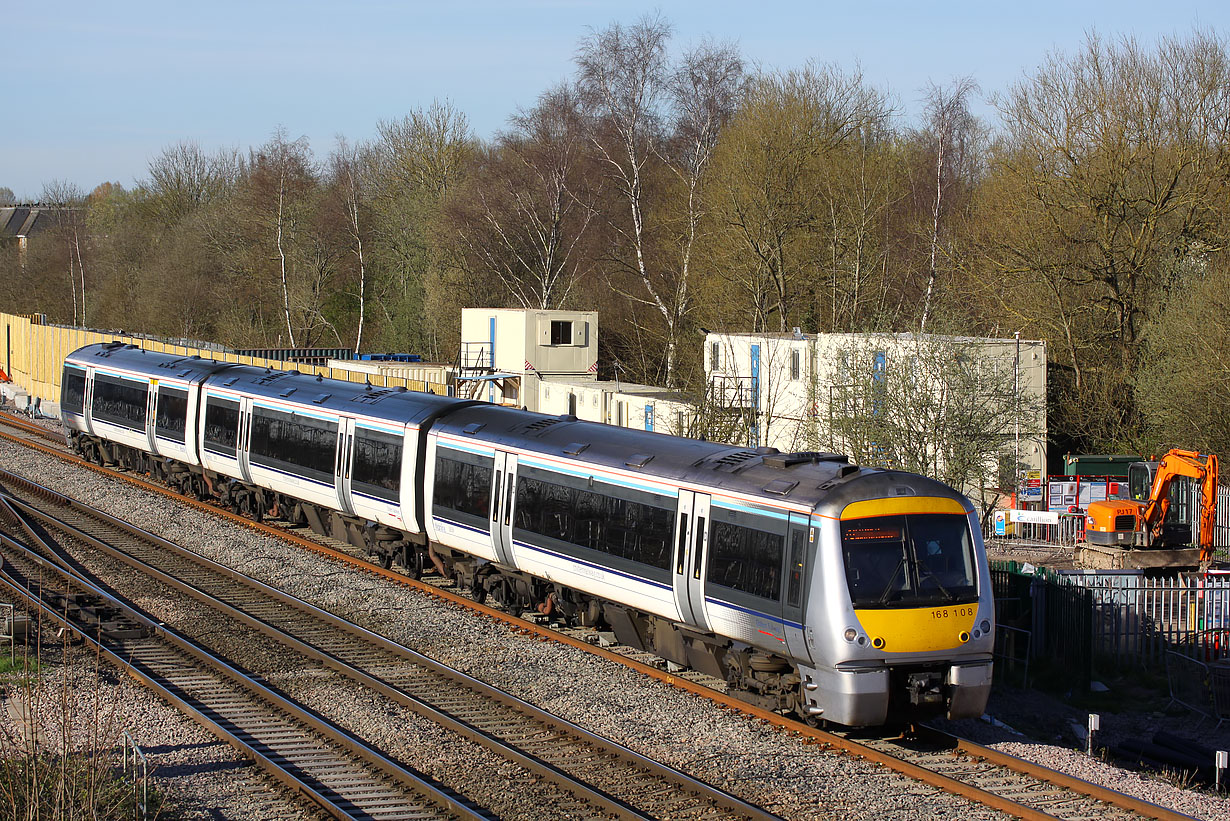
[931,606,975,619]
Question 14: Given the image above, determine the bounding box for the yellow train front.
[799,474,994,727]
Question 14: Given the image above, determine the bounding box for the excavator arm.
[1140,450,1220,564]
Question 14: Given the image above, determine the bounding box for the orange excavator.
[1084,449,1220,566]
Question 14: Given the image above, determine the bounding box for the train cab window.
[351,426,402,502]
[61,367,85,415]
[155,387,189,443]
[203,397,240,457]
[91,373,148,431]
[433,449,493,529]
[841,514,977,609]
[707,517,784,601]
[249,406,337,484]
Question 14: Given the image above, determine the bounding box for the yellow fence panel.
[0,313,449,405]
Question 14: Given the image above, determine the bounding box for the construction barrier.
[0,312,450,410]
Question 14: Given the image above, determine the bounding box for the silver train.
[60,342,994,726]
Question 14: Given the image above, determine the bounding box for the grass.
[0,617,168,820]
[0,753,164,820]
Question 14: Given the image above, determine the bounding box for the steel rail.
[0,411,1201,821]
[0,474,778,821]
[0,510,490,821]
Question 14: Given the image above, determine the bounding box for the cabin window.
[550,320,573,345]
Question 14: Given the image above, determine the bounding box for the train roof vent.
[710,450,759,471]
[625,453,654,468]
[762,451,850,470]
[563,442,589,456]
[176,369,193,378]
[462,422,485,435]
[278,387,297,397]
[763,479,798,496]
[221,376,240,386]
[522,418,562,434]
[255,371,291,386]
[312,393,332,404]
[351,388,398,404]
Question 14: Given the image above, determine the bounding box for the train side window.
[92,373,148,431]
[675,515,687,575]
[249,405,337,483]
[514,469,673,571]
[351,426,402,502]
[203,397,240,457]
[155,386,189,443]
[708,518,784,601]
[61,367,85,415]
[786,529,807,608]
[433,450,493,529]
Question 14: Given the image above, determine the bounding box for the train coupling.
[905,670,945,709]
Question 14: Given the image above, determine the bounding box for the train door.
[672,490,711,630]
[490,452,518,567]
[333,417,356,515]
[782,515,814,663]
[144,380,158,454]
[235,397,254,483]
[82,369,96,435]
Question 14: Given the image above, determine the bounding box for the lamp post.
[1014,331,1021,506]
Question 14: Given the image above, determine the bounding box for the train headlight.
[871,636,885,650]
[958,631,970,643]
[980,620,990,633]
[843,628,857,642]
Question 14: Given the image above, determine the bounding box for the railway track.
[0,468,781,821]
[0,410,1204,821]
[0,491,490,820]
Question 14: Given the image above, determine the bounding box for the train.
[59,341,994,727]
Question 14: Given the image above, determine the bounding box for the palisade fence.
[992,561,1230,692]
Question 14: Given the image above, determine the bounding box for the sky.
[6,0,1228,201]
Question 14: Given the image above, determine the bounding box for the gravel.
[2,430,1225,819]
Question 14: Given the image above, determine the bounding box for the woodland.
[2,19,1229,459]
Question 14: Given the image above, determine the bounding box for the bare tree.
[918,77,980,332]
[658,39,742,384]
[41,180,87,325]
[146,141,240,227]
[329,137,371,351]
[449,85,596,310]
[576,14,678,379]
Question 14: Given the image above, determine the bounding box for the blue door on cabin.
[644,403,654,431]
[749,344,760,447]
[488,317,496,404]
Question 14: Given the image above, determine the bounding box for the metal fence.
[996,563,1230,672]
